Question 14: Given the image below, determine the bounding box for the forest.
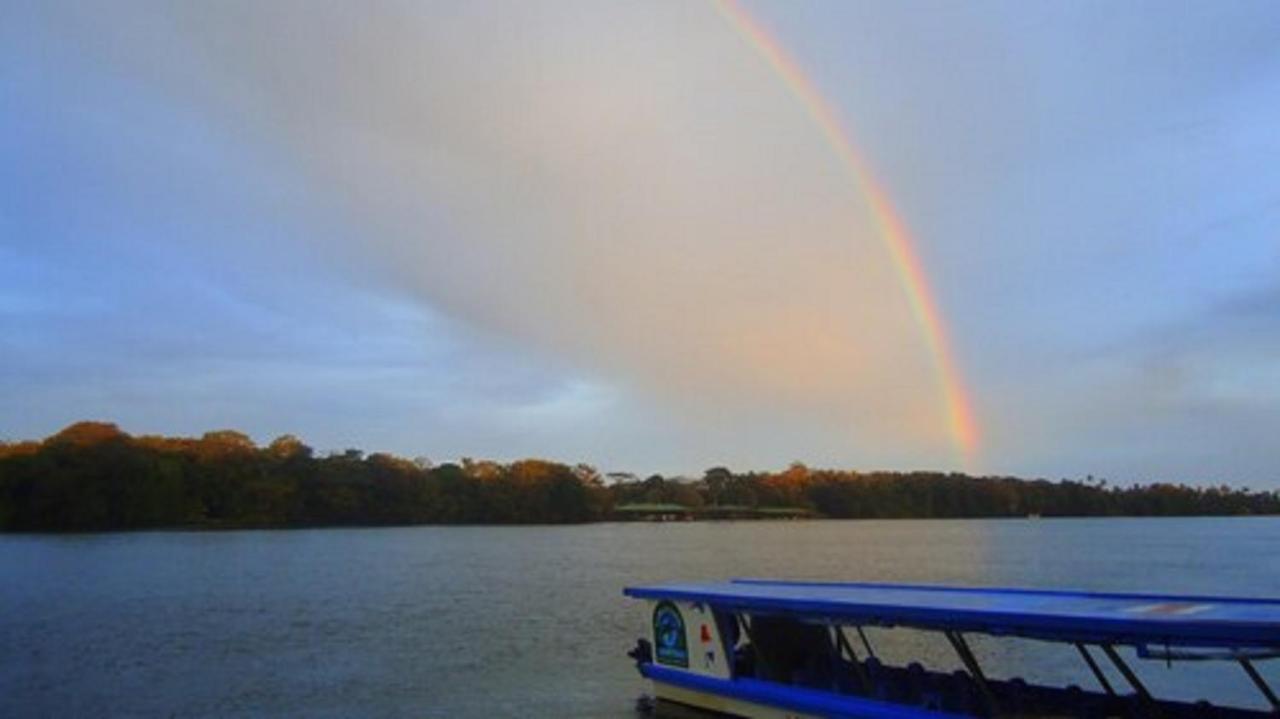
[1,422,1277,531]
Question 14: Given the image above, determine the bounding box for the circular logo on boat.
[652,601,688,668]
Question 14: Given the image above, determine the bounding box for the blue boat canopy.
[624,579,1280,650]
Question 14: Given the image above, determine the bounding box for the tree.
[267,434,312,460]
[704,466,732,506]
[46,421,128,447]
[198,430,256,460]
[573,463,603,486]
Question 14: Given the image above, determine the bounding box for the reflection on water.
[2,518,1278,717]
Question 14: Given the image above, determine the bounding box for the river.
[3,518,1279,717]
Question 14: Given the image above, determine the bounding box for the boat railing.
[727,611,1280,717]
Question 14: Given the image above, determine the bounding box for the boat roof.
[624,579,1280,649]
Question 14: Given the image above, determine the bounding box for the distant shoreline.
[3,422,1277,533]
[5,514,1279,537]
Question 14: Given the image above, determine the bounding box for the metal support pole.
[736,614,774,680]
[1100,644,1151,701]
[1075,643,1116,696]
[1239,658,1280,712]
[822,626,840,693]
[856,625,876,659]
[1100,643,1162,718]
[945,630,998,716]
[834,626,873,694]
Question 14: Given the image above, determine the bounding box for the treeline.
[614,466,1280,519]
[0,422,1277,532]
[0,423,606,531]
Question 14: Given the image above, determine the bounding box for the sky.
[2,1,1279,485]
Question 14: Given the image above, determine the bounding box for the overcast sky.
[3,1,1279,485]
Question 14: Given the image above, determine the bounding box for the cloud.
[4,1,957,460]
[979,281,1280,482]
[5,1,1279,480]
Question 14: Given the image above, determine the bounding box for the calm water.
[3,518,1279,717]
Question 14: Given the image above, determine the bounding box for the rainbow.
[712,0,979,463]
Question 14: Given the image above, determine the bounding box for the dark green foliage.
[0,424,609,531]
[515,465,1276,522]
[0,422,1276,532]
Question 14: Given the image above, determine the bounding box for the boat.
[623,578,1280,718]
